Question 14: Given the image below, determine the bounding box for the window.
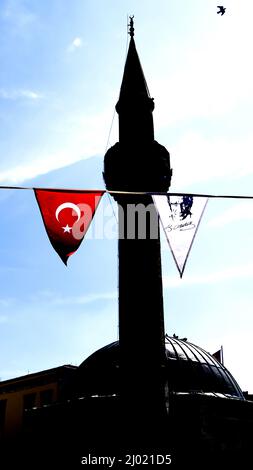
[40,389,53,406]
[23,393,36,411]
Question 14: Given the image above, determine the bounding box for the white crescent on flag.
[55,202,81,223]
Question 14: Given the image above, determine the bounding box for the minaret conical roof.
[118,36,151,101]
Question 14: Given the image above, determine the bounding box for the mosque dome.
[77,335,244,400]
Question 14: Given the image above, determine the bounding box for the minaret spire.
[116,19,154,147]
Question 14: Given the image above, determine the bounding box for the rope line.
[1,185,253,200]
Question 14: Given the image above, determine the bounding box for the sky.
[1,0,253,393]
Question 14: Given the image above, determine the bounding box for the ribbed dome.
[164,335,243,398]
[77,335,244,400]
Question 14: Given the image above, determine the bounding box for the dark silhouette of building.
[1,18,253,469]
[1,335,252,468]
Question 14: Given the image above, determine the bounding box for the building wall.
[0,365,77,441]
[0,381,58,438]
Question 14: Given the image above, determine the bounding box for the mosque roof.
[78,335,244,399]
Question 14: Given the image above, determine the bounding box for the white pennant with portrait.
[153,195,208,277]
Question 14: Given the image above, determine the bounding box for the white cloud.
[0,108,113,183]
[2,0,36,31]
[52,291,117,306]
[72,37,82,48]
[67,37,83,52]
[20,90,42,100]
[0,88,42,101]
[164,262,253,288]
[28,290,117,306]
[0,298,14,308]
[0,156,69,183]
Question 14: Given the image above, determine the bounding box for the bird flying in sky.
[217,6,226,16]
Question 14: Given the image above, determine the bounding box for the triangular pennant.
[153,195,208,277]
[34,189,104,265]
[212,350,221,363]
[212,346,224,365]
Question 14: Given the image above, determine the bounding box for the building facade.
[0,365,76,441]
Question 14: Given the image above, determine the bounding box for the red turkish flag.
[34,189,104,265]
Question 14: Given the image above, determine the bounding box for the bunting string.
[2,185,253,199]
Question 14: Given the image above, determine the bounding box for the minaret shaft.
[118,197,166,411]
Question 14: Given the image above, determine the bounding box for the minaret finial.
[128,15,134,38]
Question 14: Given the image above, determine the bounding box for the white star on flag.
[62,224,72,233]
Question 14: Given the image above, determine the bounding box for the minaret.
[104,17,172,446]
